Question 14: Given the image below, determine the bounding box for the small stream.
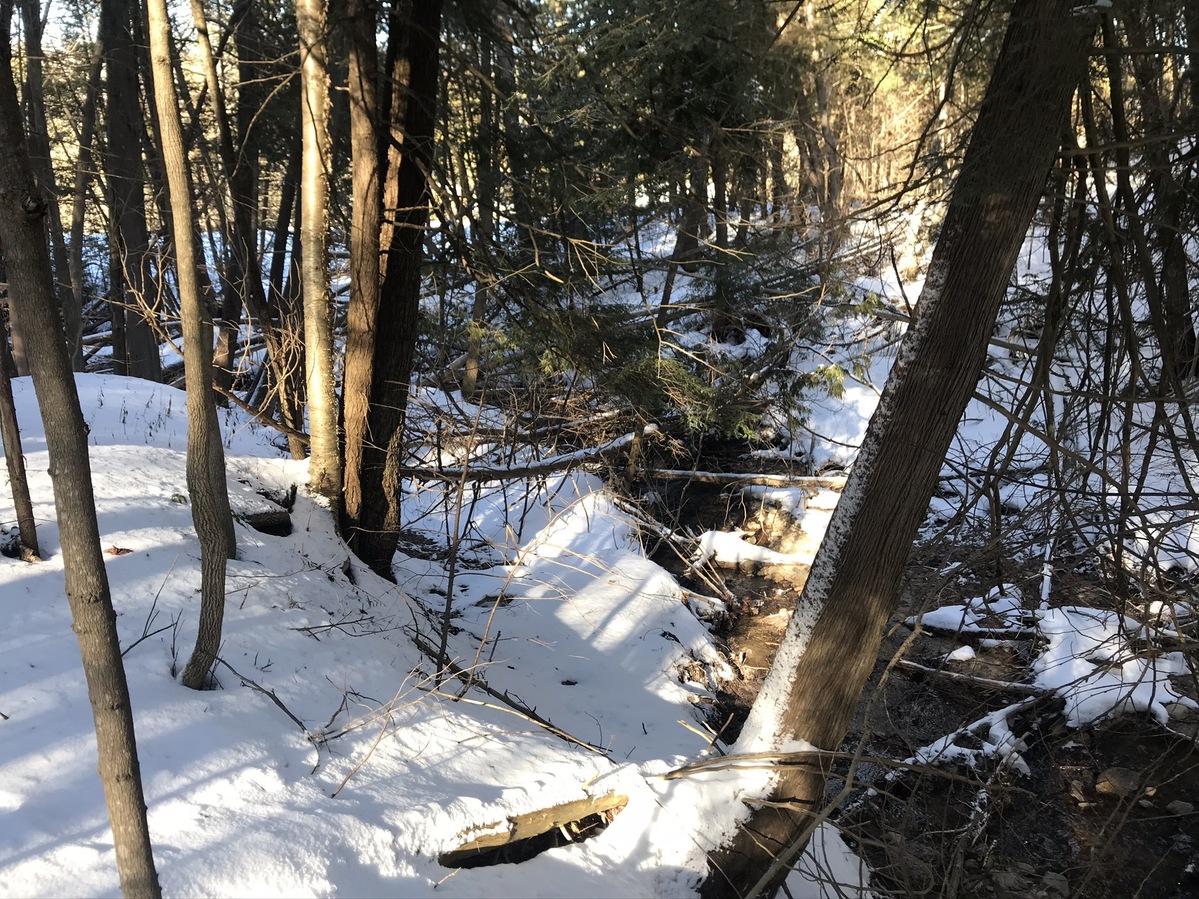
[643,479,814,742]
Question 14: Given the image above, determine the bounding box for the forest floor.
[650,471,1199,899]
[4,242,1199,897]
[0,374,871,898]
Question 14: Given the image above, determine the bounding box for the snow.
[905,587,1198,774]
[693,528,809,568]
[1033,606,1196,728]
[6,210,1196,896]
[0,374,867,898]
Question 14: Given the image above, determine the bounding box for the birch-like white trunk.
[297,0,341,506]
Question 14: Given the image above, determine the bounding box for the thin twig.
[214,657,310,737]
[662,748,1032,794]
[330,717,390,798]
[897,659,1051,696]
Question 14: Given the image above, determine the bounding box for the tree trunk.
[0,327,38,557]
[461,3,498,401]
[351,0,443,577]
[190,0,304,444]
[340,0,382,548]
[18,0,78,366]
[700,4,1096,897]
[0,5,160,892]
[69,39,104,372]
[144,0,237,690]
[1118,11,1196,383]
[101,0,162,383]
[297,0,341,506]
[188,0,244,396]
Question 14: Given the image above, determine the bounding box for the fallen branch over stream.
[398,424,659,482]
[642,469,847,490]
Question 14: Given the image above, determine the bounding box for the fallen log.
[439,791,628,867]
[400,424,659,483]
[643,468,847,490]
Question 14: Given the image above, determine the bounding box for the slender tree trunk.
[189,0,243,395]
[0,6,160,892]
[144,0,237,690]
[0,327,38,557]
[101,0,162,382]
[69,39,104,372]
[700,4,1096,897]
[495,22,537,265]
[19,0,77,365]
[812,68,845,254]
[189,0,303,443]
[297,0,340,506]
[674,145,709,271]
[339,0,382,550]
[1119,11,1196,382]
[269,138,302,309]
[462,4,497,401]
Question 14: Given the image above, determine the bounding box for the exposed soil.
[645,478,1199,899]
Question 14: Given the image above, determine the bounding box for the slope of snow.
[0,374,866,898]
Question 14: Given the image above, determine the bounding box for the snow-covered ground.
[4,232,1197,896]
[0,375,869,898]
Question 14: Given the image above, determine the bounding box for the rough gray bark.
[144,0,237,689]
[700,4,1097,897]
[0,4,160,892]
[297,0,341,506]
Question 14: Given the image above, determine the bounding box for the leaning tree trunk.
[0,5,160,893]
[297,0,340,506]
[144,0,237,690]
[700,4,1097,897]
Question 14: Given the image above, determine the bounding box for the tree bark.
[101,0,162,382]
[700,4,1096,897]
[339,0,381,548]
[144,0,237,689]
[69,39,104,372]
[0,5,160,892]
[341,0,443,577]
[340,0,443,577]
[461,2,498,401]
[297,0,341,506]
[188,0,245,396]
[0,327,37,557]
[1118,10,1196,383]
[18,0,78,366]
[189,0,306,452]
